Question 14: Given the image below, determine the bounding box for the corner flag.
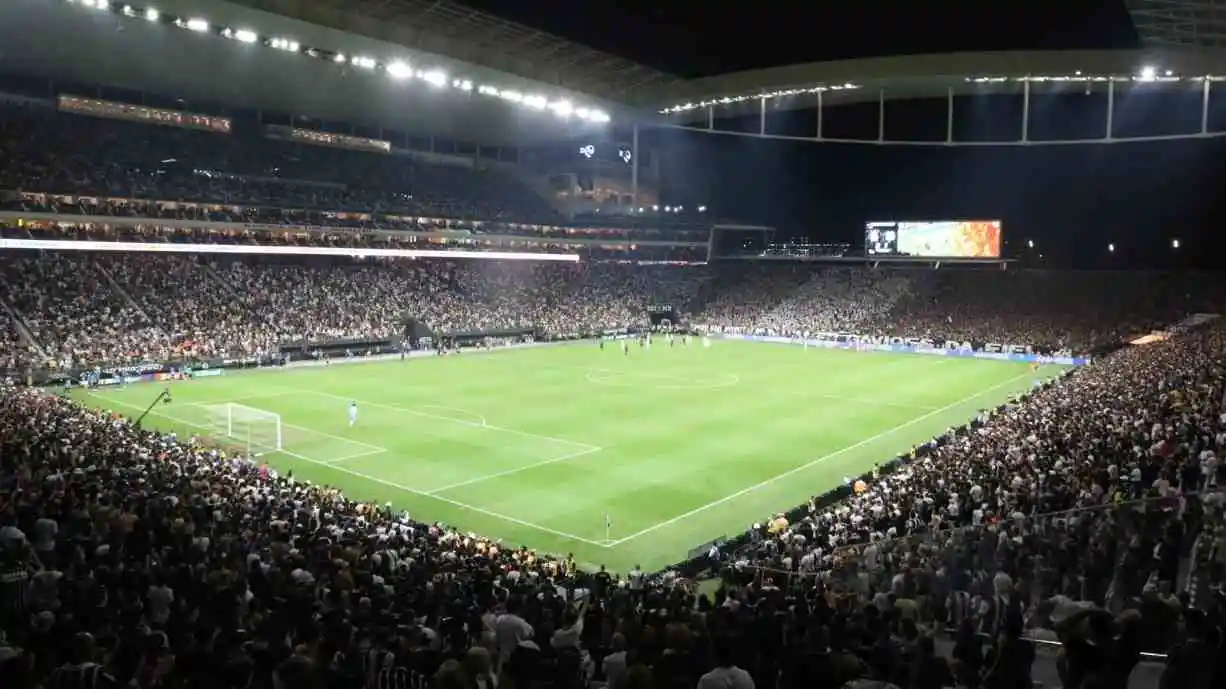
[605,513,612,542]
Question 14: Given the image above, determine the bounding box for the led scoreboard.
[865,220,1002,259]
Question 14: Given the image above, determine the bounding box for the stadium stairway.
[200,260,242,301]
[0,275,48,361]
[92,257,155,324]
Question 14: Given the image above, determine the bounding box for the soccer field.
[73,340,1064,572]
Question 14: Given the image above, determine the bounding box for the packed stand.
[872,269,1226,352]
[726,323,1226,663]
[2,341,1224,689]
[0,253,169,369]
[0,101,554,221]
[696,265,913,336]
[0,250,713,370]
[695,264,1226,353]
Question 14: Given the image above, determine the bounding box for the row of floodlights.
[630,205,707,213]
[660,66,1226,115]
[660,84,861,114]
[64,0,612,123]
[966,67,1226,84]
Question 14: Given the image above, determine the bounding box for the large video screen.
[865,220,1002,259]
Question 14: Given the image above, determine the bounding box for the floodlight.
[386,61,412,79]
[185,18,208,33]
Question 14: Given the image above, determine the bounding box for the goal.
[203,403,284,456]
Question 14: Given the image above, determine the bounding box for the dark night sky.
[457,1,1226,269]
[456,1,1141,77]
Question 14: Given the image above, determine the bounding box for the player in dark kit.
[599,337,605,350]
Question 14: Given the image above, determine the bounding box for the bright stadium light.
[333,53,346,63]
[453,79,473,91]
[233,29,258,43]
[551,100,575,117]
[185,18,209,33]
[1139,65,1156,81]
[420,70,447,87]
[1108,243,1116,252]
[351,56,376,69]
[386,61,412,79]
[269,37,299,52]
[145,7,159,21]
[1027,239,1034,248]
[1172,238,1181,249]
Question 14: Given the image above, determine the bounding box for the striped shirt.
[0,562,32,616]
[44,662,118,689]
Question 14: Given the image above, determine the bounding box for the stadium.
[0,0,1224,687]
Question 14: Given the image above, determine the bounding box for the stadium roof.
[15,0,1226,144]
[1126,0,1226,48]
[228,0,686,102]
[647,49,1226,121]
[0,0,630,147]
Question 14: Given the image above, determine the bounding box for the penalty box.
[268,389,603,493]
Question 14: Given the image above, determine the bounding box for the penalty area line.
[301,389,601,452]
[424,445,605,495]
[604,371,1036,548]
[83,393,608,548]
[278,448,612,548]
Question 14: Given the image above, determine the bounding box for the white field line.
[272,448,610,547]
[179,388,303,404]
[301,390,600,452]
[177,402,390,454]
[425,445,605,495]
[86,393,608,547]
[316,447,390,464]
[89,392,389,455]
[605,371,1035,547]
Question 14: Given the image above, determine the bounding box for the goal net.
[202,403,283,456]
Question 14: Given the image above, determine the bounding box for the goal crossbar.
[203,403,284,456]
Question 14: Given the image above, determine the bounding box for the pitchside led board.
[865,220,1003,259]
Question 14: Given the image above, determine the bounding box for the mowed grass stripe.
[72,342,1062,570]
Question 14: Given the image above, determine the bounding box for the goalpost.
[203,403,284,456]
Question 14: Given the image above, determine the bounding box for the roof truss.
[234,0,681,103]
[1126,0,1226,48]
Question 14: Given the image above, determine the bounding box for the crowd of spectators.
[2,295,1224,689]
[697,265,913,337]
[0,248,713,370]
[2,91,1226,689]
[694,263,1226,353]
[0,102,554,222]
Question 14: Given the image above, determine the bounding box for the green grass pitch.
[72,340,1064,572]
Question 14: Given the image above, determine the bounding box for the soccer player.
[621,339,629,356]
[703,335,712,348]
[599,337,605,351]
[348,401,358,427]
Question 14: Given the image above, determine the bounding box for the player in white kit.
[348,401,358,427]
